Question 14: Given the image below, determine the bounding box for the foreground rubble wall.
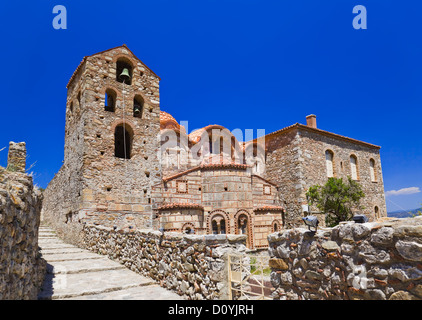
[268,217,422,300]
[0,142,46,299]
[83,223,247,300]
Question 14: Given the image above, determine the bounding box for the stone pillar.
[7,142,26,173]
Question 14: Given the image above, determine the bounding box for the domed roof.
[160,111,180,130]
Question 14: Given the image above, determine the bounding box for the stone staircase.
[37,225,183,300]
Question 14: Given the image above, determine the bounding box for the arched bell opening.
[116,58,133,85]
[133,95,144,118]
[114,124,133,159]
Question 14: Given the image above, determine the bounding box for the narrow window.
[374,206,380,219]
[325,150,334,178]
[133,95,144,118]
[114,124,132,159]
[350,155,358,180]
[370,158,377,182]
[105,89,117,112]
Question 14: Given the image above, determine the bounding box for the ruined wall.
[0,142,46,299]
[82,223,247,300]
[268,217,422,300]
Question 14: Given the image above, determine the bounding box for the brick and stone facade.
[42,45,386,250]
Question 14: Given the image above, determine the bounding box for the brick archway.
[234,210,253,248]
[207,210,230,234]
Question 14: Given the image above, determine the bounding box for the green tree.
[306,177,365,227]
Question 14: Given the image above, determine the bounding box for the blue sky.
[0,1,421,212]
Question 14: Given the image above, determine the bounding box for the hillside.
[387,208,421,218]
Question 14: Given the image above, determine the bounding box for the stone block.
[269,258,289,270]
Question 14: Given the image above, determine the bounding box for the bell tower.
[64,45,162,229]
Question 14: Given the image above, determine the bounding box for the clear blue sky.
[0,1,421,212]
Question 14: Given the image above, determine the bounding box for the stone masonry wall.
[264,130,302,228]
[0,142,46,299]
[268,217,422,300]
[299,128,387,221]
[82,223,247,300]
[264,126,386,228]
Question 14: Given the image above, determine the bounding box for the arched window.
[325,150,334,178]
[272,220,281,232]
[116,58,133,85]
[211,214,226,234]
[182,223,195,234]
[374,206,380,219]
[114,124,132,159]
[237,214,248,235]
[370,158,377,182]
[105,89,117,112]
[350,155,359,180]
[133,95,144,118]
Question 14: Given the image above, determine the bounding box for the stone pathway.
[37,225,183,300]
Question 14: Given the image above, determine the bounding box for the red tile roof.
[162,161,250,182]
[248,123,380,149]
[254,206,284,212]
[157,203,203,210]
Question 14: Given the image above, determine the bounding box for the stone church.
[42,45,387,249]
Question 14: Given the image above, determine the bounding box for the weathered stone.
[321,240,340,251]
[389,291,419,300]
[352,224,371,239]
[388,264,422,282]
[276,245,290,259]
[279,271,293,285]
[364,289,386,300]
[371,227,394,246]
[395,240,422,262]
[304,270,322,281]
[269,258,289,270]
[413,284,422,298]
[394,225,422,238]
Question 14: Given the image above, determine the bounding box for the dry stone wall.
[82,223,247,300]
[0,142,46,299]
[268,217,422,300]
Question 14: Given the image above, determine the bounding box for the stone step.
[62,284,184,300]
[41,248,86,255]
[37,269,155,300]
[38,243,75,250]
[46,258,127,275]
[43,253,105,263]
